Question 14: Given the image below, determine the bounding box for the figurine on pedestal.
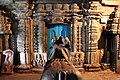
[2,49,14,74]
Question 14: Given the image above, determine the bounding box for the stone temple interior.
[0,0,120,73]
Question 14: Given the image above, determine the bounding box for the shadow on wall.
[98,32,106,63]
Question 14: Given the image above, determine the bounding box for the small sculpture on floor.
[2,49,14,74]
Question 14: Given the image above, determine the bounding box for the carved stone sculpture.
[2,49,14,73]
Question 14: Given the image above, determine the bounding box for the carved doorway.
[47,24,69,58]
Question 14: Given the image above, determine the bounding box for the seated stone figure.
[40,36,82,80]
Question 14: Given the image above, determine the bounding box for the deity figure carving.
[2,49,14,73]
[40,36,82,80]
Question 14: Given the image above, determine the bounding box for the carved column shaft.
[4,35,9,49]
[0,10,2,32]
[30,18,34,62]
[88,18,100,64]
[73,21,82,52]
[24,17,33,64]
[33,14,44,53]
[41,17,47,52]
[0,36,2,52]
[1,13,5,32]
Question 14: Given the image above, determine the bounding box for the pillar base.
[31,67,44,73]
[14,64,32,73]
[1,65,14,74]
[84,64,101,72]
[116,60,120,73]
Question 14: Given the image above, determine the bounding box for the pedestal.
[116,60,120,73]
[14,52,31,73]
[1,49,14,74]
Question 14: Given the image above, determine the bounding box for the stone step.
[101,63,110,70]
[84,64,101,72]
[14,64,32,73]
[31,67,44,73]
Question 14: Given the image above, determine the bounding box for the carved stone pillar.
[88,19,100,64]
[0,36,2,52]
[41,16,47,53]
[0,36,2,70]
[82,2,102,67]
[4,35,9,50]
[30,18,34,63]
[1,12,5,32]
[5,17,12,34]
[73,18,82,52]
[24,17,31,64]
[33,14,43,54]
[0,10,2,32]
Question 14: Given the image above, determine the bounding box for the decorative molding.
[101,0,119,6]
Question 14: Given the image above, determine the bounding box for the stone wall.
[0,0,120,68]
[12,1,26,52]
[12,0,120,66]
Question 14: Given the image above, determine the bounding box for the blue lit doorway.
[47,24,69,57]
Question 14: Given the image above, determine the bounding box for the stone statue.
[40,36,82,80]
[2,49,14,73]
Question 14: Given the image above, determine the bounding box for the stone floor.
[0,69,120,80]
[0,73,41,80]
[82,69,120,80]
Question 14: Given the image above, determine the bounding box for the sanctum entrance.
[48,24,69,57]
